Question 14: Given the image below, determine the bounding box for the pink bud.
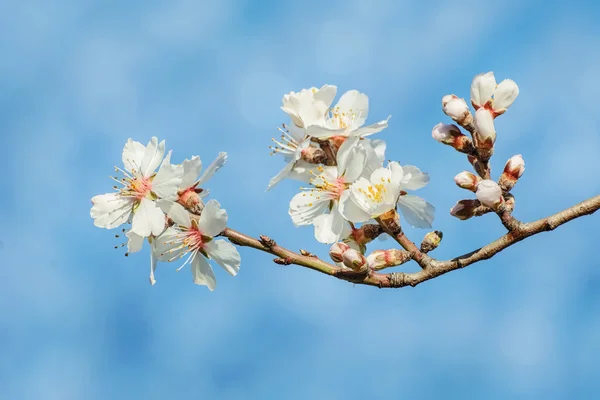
[476,180,504,209]
[329,242,350,263]
[498,155,525,192]
[432,123,461,144]
[454,171,480,192]
[342,248,368,273]
[366,249,410,270]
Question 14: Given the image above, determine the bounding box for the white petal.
[198,199,227,237]
[158,200,191,227]
[266,160,295,192]
[335,90,369,127]
[149,237,158,286]
[493,79,519,111]
[154,227,185,262]
[351,116,390,137]
[369,139,386,162]
[313,207,346,244]
[306,125,346,138]
[126,231,144,253]
[180,156,203,189]
[474,108,496,142]
[132,197,166,237]
[400,166,430,191]
[338,190,371,223]
[122,139,146,174]
[336,136,364,182]
[287,160,317,183]
[397,195,435,229]
[196,152,227,187]
[205,239,241,276]
[141,137,166,177]
[314,84,338,109]
[161,150,172,167]
[289,192,329,226]
[470,72,496,108]
[153,163,183,200]
[90,193,133,229]
[191,255,217,291]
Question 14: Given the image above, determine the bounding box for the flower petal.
[126,231,144,253]
[149,237,158,286]
[153,163,183,200]
[289,192,329,226]
[313,207,346,244]
[90,193,132,229]
[180,156,203,190]
[335,90,369,127]
[336,135,365,182]
[493,79,519,111]
[205,239,241,276]
[198,199,227,237]
[266,160,295,192]
[470,72,496,108]
[397,195,435,229]
[141,137,166,177]
[122,139,147,174]
[306,125,346,138]
[351,116,390,137]
[191,255,217,291]
[474,108,496,142]
[400,166,430,191]
[196,152,227,187]
[154,227,185,262]
[132,197,166,237]
[338,190,371,223]
[158,200,191,227]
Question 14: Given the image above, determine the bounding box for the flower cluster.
[268,85,436,246]
[432,72,525,219]
[90,138,240,290]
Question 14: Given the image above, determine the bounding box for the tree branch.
[222,194,600,289]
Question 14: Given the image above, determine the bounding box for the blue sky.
[2,0,600,398]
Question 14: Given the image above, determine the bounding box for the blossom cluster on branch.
[90,71,600,290]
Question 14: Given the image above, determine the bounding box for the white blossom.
[306,90,390,139]
[154,200,240,291]
[344,162,435,228]
[470,71,519,115]
[90,137,182,237]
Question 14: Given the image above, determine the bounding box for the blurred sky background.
[2,0,600,398]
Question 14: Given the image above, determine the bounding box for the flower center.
[358,181,388,204]
[328,106,363,131]
[183,226,206,251]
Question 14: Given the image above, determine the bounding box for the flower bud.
[498,154,525,192]
[432,123,475,154]
[178,189,204,214]
[442,96,473,126]
[473,108,496,150]
[342,248,368,273]
[329,242,350,263]
[420,230,443,253]
[454,171,480,192]
[366,249,411,271]
[450,199,482,220]
[476,180,504,210]
[300,146,327,164]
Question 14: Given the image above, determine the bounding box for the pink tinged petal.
[141,137,166,177]
[266,160,295,192]
[335,90,369,127]
[132,197,166,237]
[180,156,203,189]
[313,207,346,244]
[126,231,144,253]
[338,190,371,223]
[158,200,191,227]
[397,195,435,229]
[493,79,519,112]
[470,72,496,109]
[289,192,329,226]
[196,152,227,187]
[198,199,228,236]
[191,255,217,291]
[351,116,390,137]
[205,239,241,276]
[400,166,430,191]
[122,138,146,174]
[90,193,133,229]
[474,108,496,143]
[153,163,183,200]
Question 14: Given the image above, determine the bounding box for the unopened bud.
[454,171,480,192]
[342,248,368,273]
[301,146,327,164]
[178,189,204,214]
[498,155,525,191]
[442,95,473,126]
[367,249,411,271]
[450,199,482,220]
[476,180,504,210]
[329,242,350,263]
[473,108,496,152]
[420,231,443,253]
[431,123,475,154]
